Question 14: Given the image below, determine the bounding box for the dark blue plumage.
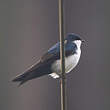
[12,33,82,86]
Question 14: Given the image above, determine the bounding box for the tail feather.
[12,72,30,86]
[12,61,41,86]
[12,72,29,82]
[12,61,51,86]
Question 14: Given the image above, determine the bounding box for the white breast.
[49,40,82,79]
[50,49,81,79]
[65,49,81,73]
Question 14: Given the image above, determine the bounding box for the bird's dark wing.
[40,41,77,63]
[40,42,60,63]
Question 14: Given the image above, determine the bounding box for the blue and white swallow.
[12,33,84,86]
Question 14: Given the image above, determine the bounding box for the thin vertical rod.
[58,0,66,110]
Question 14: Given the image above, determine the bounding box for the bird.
[12,33,84,86]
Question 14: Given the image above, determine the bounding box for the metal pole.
[58,0,66,110]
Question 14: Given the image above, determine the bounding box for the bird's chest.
[51,49,81,74]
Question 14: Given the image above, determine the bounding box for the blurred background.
[0,0,110,110]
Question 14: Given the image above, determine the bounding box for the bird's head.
[65,33,84,48]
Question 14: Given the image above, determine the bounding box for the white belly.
[50,49,81,78]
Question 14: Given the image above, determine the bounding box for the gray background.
[0,0,110,110]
